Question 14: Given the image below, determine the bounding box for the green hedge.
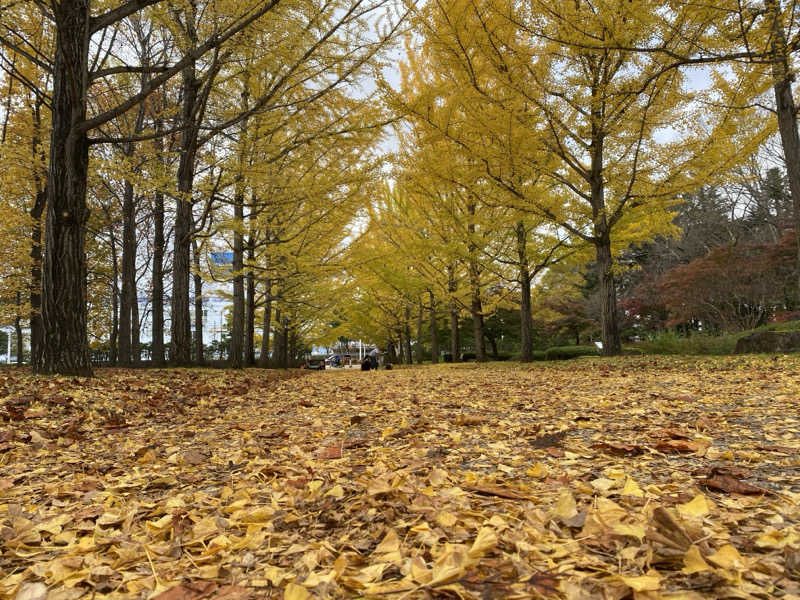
[544,345,600,360]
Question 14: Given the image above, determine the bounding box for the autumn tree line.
[2,0,800,375]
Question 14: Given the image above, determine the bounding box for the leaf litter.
[0,356,799,599]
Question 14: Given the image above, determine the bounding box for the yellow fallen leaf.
[554,489,578,520]
[264,565,289,586]
[375,529,400,553]
[468,526,497,559]
[707,544,746,570]
[284,582,311,600]
[621,477,643,498]
[526,462,547,478]
[677,494,711,518]
[755,527,800,549]
[619,572,661,591]
[437,511,458,527]
[682,545,711,574]
[324,484,344,499]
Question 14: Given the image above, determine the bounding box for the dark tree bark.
[467,203,486,362]
[386,338,397,364]
[230,193,245,368]
[470,285,486,362]
[14,293,23,365]
[170,60,199,366]
[151,184,165,366]
[516,221,533,361]
[192,239,204,364]
[447,267,460,362]
[403,305,413,364]
[429,291,439,364]
[131,271,140,364]
[119,178,135,364]
[38,0,93,376]
[245,233,256,366]
[280,315,289,368]
[768,0,800,298]
[260,279,272,367]
[109,216,119,366]
[416,296,424,364]
[273,307,283,368]
[29,100,46,368]
[595,233,621,355]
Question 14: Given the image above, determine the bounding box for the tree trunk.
[448,266,460,362]
[109,219,119,366]
[403,305,413,364]
[470,288,486,362]
[516,221,533,361]
[273,307,283,368]
[231,193,245,368]
[29,101,46,369]
[595,235,621,355]
[386,338,397,364]
[280,315,289,368]
[170,61,199,366]
[151,185,165,366]
[192,240,204,364]
[416,296,424,364]
[769,0,800,298]
[38,0,93,376]
[260,279,272,367]
[14,293,23,365]
[245,235,255,366]
[430,292,439,364]
[119,177,135,364]
[131,275,140,364]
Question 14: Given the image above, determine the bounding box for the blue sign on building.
[210,252,234,265]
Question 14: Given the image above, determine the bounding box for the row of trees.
[1,0,404,374]
[4,0,800,372]
[324,0,800,361]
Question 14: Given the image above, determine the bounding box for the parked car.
[303,355,326,370]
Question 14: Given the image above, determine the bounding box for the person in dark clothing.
[360,357,371,371]
[369,347,380,370]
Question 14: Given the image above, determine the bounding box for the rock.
[734,331,800,354]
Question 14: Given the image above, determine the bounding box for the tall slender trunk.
[38,0,93,376]
[171,59,199,366]
[151,184,165,366]
[119,177,135,364]
[386,338,397,364]
[768,0,800,297]
[416,296,424,364]
[131,277,140,364]
[470,285,486,361]
[245,233,255,366]
[447,267,459,362]
[231,194,245,368]
[280,315,289,368]
[29,100,46,368]
[109,221,119,366]
[289,327,297,365]
[14,293,23,365]
[192,239,204,364]
[403,305,412,364]
[516,221,533,361]
[273,307,283,368]
[260,279,272,367]
[588,70,622,356]
[467,203,486,362]
[429,291,439,364]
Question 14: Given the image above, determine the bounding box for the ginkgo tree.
[392,0,760,354]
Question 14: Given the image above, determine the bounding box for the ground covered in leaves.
[1,357,799,600]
